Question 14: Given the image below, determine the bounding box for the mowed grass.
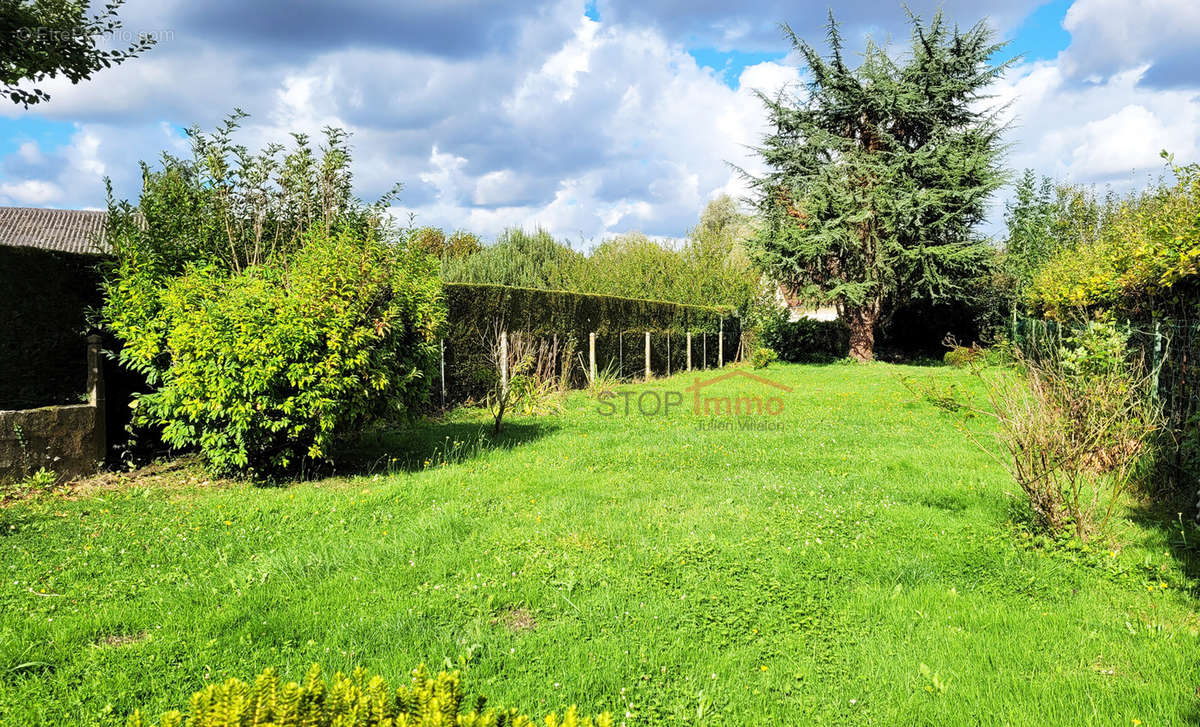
[1,363,1198,725]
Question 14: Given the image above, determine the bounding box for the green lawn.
[1,363,1198,725]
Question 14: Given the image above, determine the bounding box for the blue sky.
[1,0,1197,241]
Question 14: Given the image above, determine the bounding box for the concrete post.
[86,334,105,464]
[644,331,651,380]
[589,331,596,385]
[499,331,509,398]
[666,332,671,377]
[686,332,692,371]
[718,319,724,367]
[439,338,446,408]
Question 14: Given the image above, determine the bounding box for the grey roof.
[0,206,109,255]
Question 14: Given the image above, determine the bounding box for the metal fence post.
[619,331,624,380]
[687,332,692,371]
[439,338,446,408]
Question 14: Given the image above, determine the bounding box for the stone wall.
[0,336,105,483]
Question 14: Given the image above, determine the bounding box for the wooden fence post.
[718,319,724,368]
[644,331,651,380]
[687,332,692,371]
[589,331,596,385]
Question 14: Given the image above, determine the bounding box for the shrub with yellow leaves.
[125,664,611,727]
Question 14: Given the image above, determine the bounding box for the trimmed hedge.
[444,282,732,335]
[440,283,740,403]
[760,317,849,362]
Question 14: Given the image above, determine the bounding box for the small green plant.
[424,431,493,470]
[586,361,622,398]
[942,335,993,368]
[124,663,611,727]
[2,466,59,500]
[918,662,948,695]
[750,347,779,369]
[20,467,57,491]
[485,328,568,433]
[943,346,981,368]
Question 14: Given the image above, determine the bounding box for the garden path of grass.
[1,363,1198,725]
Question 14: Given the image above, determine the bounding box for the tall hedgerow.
[1029,156,1200,318]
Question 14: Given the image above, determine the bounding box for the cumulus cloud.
[1,0,1198,243]
[992,62,1200,187]
[0,180,63,206]
[1060,0,1200,88]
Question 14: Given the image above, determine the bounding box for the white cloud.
[0,180,63,205]
[993,62,1200,187]
[3,0,1197,248]
[1061,0,1200,84]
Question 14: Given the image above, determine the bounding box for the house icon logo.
[683,369,793,417]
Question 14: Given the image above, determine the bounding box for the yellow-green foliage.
[126,664,611,727]
[943,345,982,368]
[750,346,778,369]
[1030,159,1200,316]
[106,228,445,476]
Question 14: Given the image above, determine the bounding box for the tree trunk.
[845,306,877,362]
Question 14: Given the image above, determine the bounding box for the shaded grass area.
[0,363,1197,725]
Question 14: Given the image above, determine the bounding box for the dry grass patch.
[494,607,537,633]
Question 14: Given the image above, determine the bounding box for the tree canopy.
[747,11,1010,360]
[1,0,154,106]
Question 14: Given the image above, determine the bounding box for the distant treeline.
[406,196,768,318]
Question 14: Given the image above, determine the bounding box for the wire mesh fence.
[435,326,745,407]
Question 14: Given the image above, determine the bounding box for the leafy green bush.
[943,345,982,368]
[750,347,778,369]
[99,113,425,475]
[1029,157,1200,317]
[125,664,611,727]
[107,229,444,476]
[759,316,849,363]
